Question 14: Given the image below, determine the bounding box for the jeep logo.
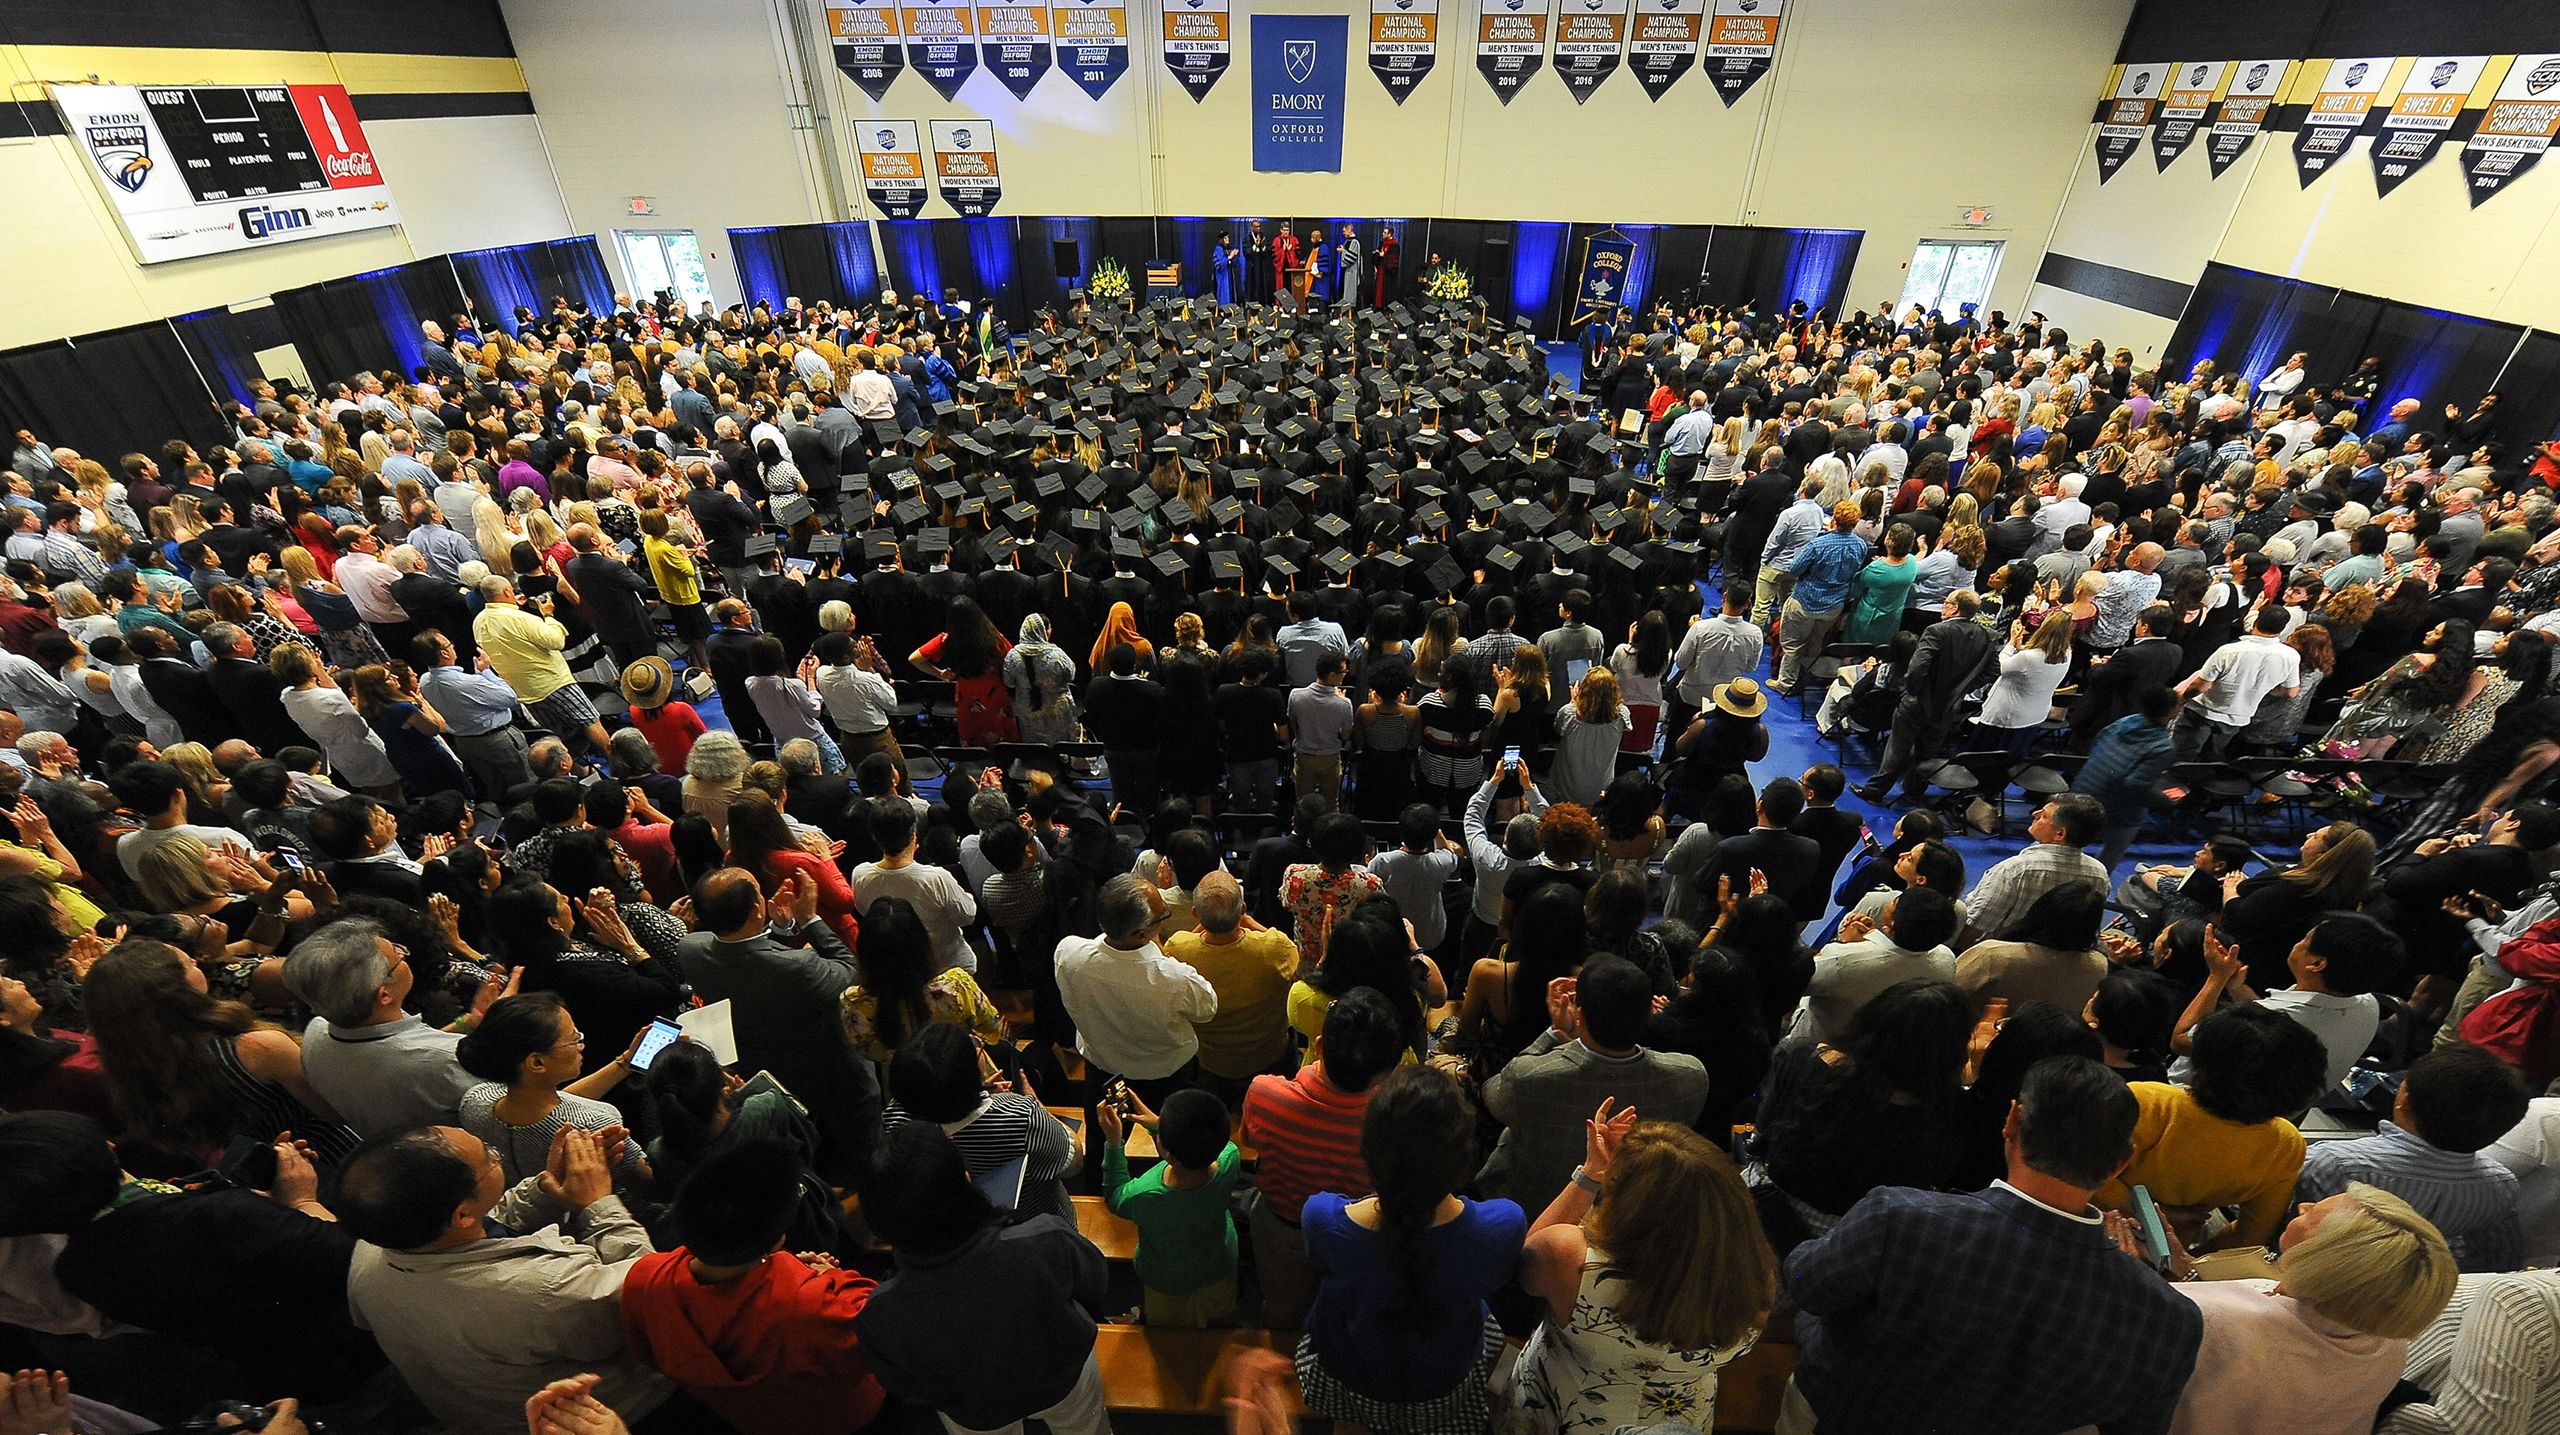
[240,204,312,240]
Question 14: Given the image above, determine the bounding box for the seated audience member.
[2099,1004,2332,1250]
[1799,887,1962,1043]
[2173,914,2396,1094]
[1243,985,1405,1328]
[855,1122,1112,1435]
[2158,1182,2456,1435]
[1478,954,1710,1212]
[1162,868,1302,1105]
[336,1124,677,1435]
[0,1111,380,1403]
[2378,1268,2560,1434]
[2295,1045,2532,1272]
[1754,979,1973,1253]
[1958,793,2110,946]
[1101,1086,1244,1328]
[619,1140,885,1435]
[1504,1111,1777,1435]
[1784,1057,2205,1435]
[284,915,483,1135]
[882,1022,1078,1222]
[1055,871,1219,1107]
[1954,882,2111,1017]
[645,1037,842,1250]
[455,992,651,1191]
[1298,1066,1526,1432]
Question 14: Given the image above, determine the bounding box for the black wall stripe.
[2120,0,2560,65]
[2034,252,2194,322]
[0,0,513,56]
[7,102,65,138]
[349,92,536,121]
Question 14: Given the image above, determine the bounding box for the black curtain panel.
[173,304,290,407]
[776,224,843,306]
[2362,304,2526,438]
[2493,330,2560,450]
[0,323,218,464]
[1651,226,1715,313]
[273,259,466,389]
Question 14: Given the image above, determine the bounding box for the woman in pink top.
[2142,1182,2456,1435]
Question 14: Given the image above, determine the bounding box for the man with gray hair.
[1163,869,1300,1105]
[203,620,304,758]
[1463,754,1551,953]
[286,917,491,1135]
[1054,871,1218,1107]
[957,785,1023,891]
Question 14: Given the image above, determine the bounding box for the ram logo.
[240,204,312,240]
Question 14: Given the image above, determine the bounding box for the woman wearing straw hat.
[620,656,708,775]
[1676,678,1771,794]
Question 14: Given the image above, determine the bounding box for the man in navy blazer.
[1781,1057,2204,1435]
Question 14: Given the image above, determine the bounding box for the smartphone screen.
[1502,745,1523,767]
[2130,1185,2175,1273]
[1564,658,1591,689]
[628,1018,684,1072]
[272,847,305,873]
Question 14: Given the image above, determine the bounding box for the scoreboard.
[49,83,401,265]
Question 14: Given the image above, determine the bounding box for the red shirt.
[628,700,707,774]
[614,817,681,904]
[1242,1062,1373,1221]
[620,1251,884,1435]
[766,847,860,949]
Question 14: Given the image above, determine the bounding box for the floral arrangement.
[1422,262,1474,303]
[1088,258,1133,305]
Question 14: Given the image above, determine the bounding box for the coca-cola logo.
[325,151,376,179]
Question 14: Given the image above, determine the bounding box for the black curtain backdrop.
[273,259,466,389]
[2496,331,2560,451]
[0,322,220,464]
[173,303,290,406]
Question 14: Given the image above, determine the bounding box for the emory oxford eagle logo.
[2189,64,2208,85]
[2130,70,2150,95]
[1284,38,1317,82]
[85,117,153,193]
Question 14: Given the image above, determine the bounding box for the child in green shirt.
[1100,1086,1243,1327]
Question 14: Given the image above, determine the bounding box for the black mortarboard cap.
[931,399,960,419]
[807,532,844,556]
[743,532,779,558]
[1111,535,1143,559]
[1467,487,1499,514]
[1605,544,1643,573]
[1373,550,1412,571]
[1209,550,1246,581]
[1318,548,1355,577]
[1265,554,1299,580]
[1426,557,1466,594]
[1457,449,1490,476]
[931,479,965,502]
[1128,487,1161,513]
[1005,500,1040,525]
[917,527,953,555]
[1034,471,1066,498]
[891,497,930,525]
[902,427,932,447]
[1314,514,1351,541]
[1486,545,1523,573]
[1568,475,1597,498]
[956,495,988,520]
[919,452,956,476]
[772,494,815,526]
[1076,476,1108,504]
[1550,531,1588,558]
[1285,477,1319,500]
[1068,507,1102,533]
[1163,499,1195,527]
[1520,502,1557,534]
[1316,438,1347,465]
[1269,500,1303,532]
[862,532,901,561]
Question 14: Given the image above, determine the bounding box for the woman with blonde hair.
[1504,1109,1776,1435]
[472,494,515,564]
[1412,606,1469,690]
[1550,666,1630,807]
[278,545,388,670]
[2150,1183,2455,1435]
[2218,821,2377,989]
[1704,417,1747,485]
[158,742,231,824]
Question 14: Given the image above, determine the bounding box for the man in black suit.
[204,623,306,758]
[1985,494,2041,572]
[387,548,477,664]
[683,461,762,596]
[779,738,858,843]
[745,548,820,667]
[705,600,770,747]
[1858,591,2001,805]
[681,867,879,1181]
[1718,467,1801,588]
[563,524,657,669]
[307,794,426,906]
[1700,777,1826,924]
[2068,605,2182,746]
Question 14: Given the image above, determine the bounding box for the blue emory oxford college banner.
[1570,232,1633,327]
[1251,13,1348,171]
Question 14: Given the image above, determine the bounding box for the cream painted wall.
[501,0,823,308]
[0,42,572,349]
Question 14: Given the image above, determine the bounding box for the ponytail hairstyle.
[648,1038,733,1165]
[1360,1067,1479,1316]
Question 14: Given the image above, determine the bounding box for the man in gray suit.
[679,866,880,1183]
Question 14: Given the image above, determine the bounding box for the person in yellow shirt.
[1164,871,1301,1106]
[2097,1004,2329,1250]
[638,509,709,669]
[469,574,611,755]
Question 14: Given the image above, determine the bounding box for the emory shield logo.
[1284,39,1316,83]
[85,118,152,193]
[952,126,975,148]
[875,128,899,149]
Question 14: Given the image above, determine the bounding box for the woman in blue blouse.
[1214,231,1243,308]
[1298,1065,1525,1434]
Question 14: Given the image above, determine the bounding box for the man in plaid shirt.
[1780,1057,2202,1435]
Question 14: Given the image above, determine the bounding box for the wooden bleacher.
[1073,1193,1140,1261]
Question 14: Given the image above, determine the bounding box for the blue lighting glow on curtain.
[1780,230,1861,316]
[879,221,942,303]
[963,218,1014,304]
[450,246,543,332]
[171,310,260,405]
[1618,225,1658,313]
[355,267,429,379]
[1512,222,1569,332]
[548,237,616,315]
[729,228,790,311]
[1043,217,1100,283]
[828,223,881,302]
[1168,219,1217,295]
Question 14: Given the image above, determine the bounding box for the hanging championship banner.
[2151,61,2224,170]
[1552,0,1629,103]
[858,119,929,218]
[976,0,1053,97]
[2093,62,2168,183]
[930,119,1001,215]
[1626,0,1704,101]
[1475,0,1549,105]
[2292,56,2392,185]
[901,0,979,99]
[2371,56,2488,197]
[1368,0,1439,104]
[2205,58,2287,176]
[1053,0,1129,99]
[826,0,906,100]
[2461,54,2560,206]
[1569,232,1634,328]
[1163,0,1232,101]
[1703,0,1780,107]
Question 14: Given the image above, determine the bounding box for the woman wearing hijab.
[1091,601,1154,674]
[1006,613,1084,743]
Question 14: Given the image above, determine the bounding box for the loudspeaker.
[1052,240,1082,278]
